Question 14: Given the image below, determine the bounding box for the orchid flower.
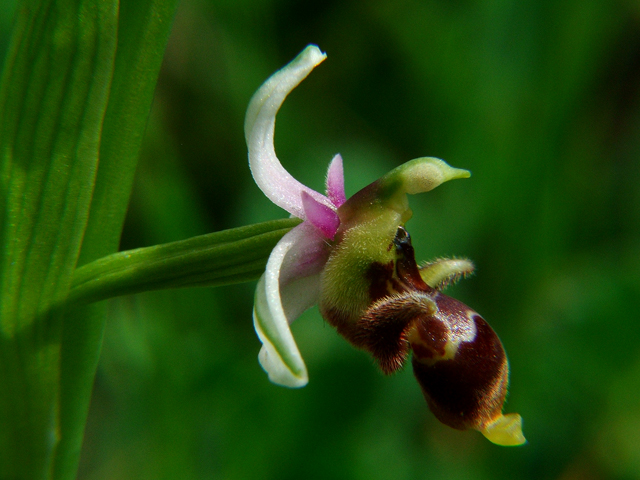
[245,45,525,446]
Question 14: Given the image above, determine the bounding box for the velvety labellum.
[322,226,525,446]
[410,303,508,432]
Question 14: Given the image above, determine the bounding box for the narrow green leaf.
[53,0,179,478]
[0,0,117,332]
[0,0,118,477]
[80,0,180,264]
[69,219,300,306]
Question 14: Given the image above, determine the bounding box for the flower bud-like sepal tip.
[339,157,470,227]
[387,157,471,196]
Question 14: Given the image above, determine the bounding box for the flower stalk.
[69,219,300,306]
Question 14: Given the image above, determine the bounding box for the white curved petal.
[245,45,334,218]
[253,223,329,387]
[254,275,309,388]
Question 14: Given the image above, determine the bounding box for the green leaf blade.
[79,0,180,265]
[54,1,180,478]
[0,0,118,330]
[0,0,118,477]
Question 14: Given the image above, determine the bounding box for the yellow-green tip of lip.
[480,413,527,446]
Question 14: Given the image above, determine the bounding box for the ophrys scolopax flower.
[245,45,525,446]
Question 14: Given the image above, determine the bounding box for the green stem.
[69,219,301,306]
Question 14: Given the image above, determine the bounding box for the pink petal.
[325,154,346,208]
[301,191,340,240]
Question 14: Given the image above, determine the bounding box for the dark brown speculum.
[411,300,508,431]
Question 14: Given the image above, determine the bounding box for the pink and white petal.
[245,45,334,219]
[253,223,329,387]
[301,191,340,240]
[326,154,346,208]
[278,222,331,285]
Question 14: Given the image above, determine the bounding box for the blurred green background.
[5,0,640,478]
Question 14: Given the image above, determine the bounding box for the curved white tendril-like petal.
[253,223,330,387]
[326,154,346,208]
[245,45,334,219]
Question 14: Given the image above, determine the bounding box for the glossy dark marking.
[413,316,448,360]
[411,314,508,431]
[432,293,476,331]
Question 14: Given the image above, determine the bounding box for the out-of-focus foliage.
[4,0,630,478]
